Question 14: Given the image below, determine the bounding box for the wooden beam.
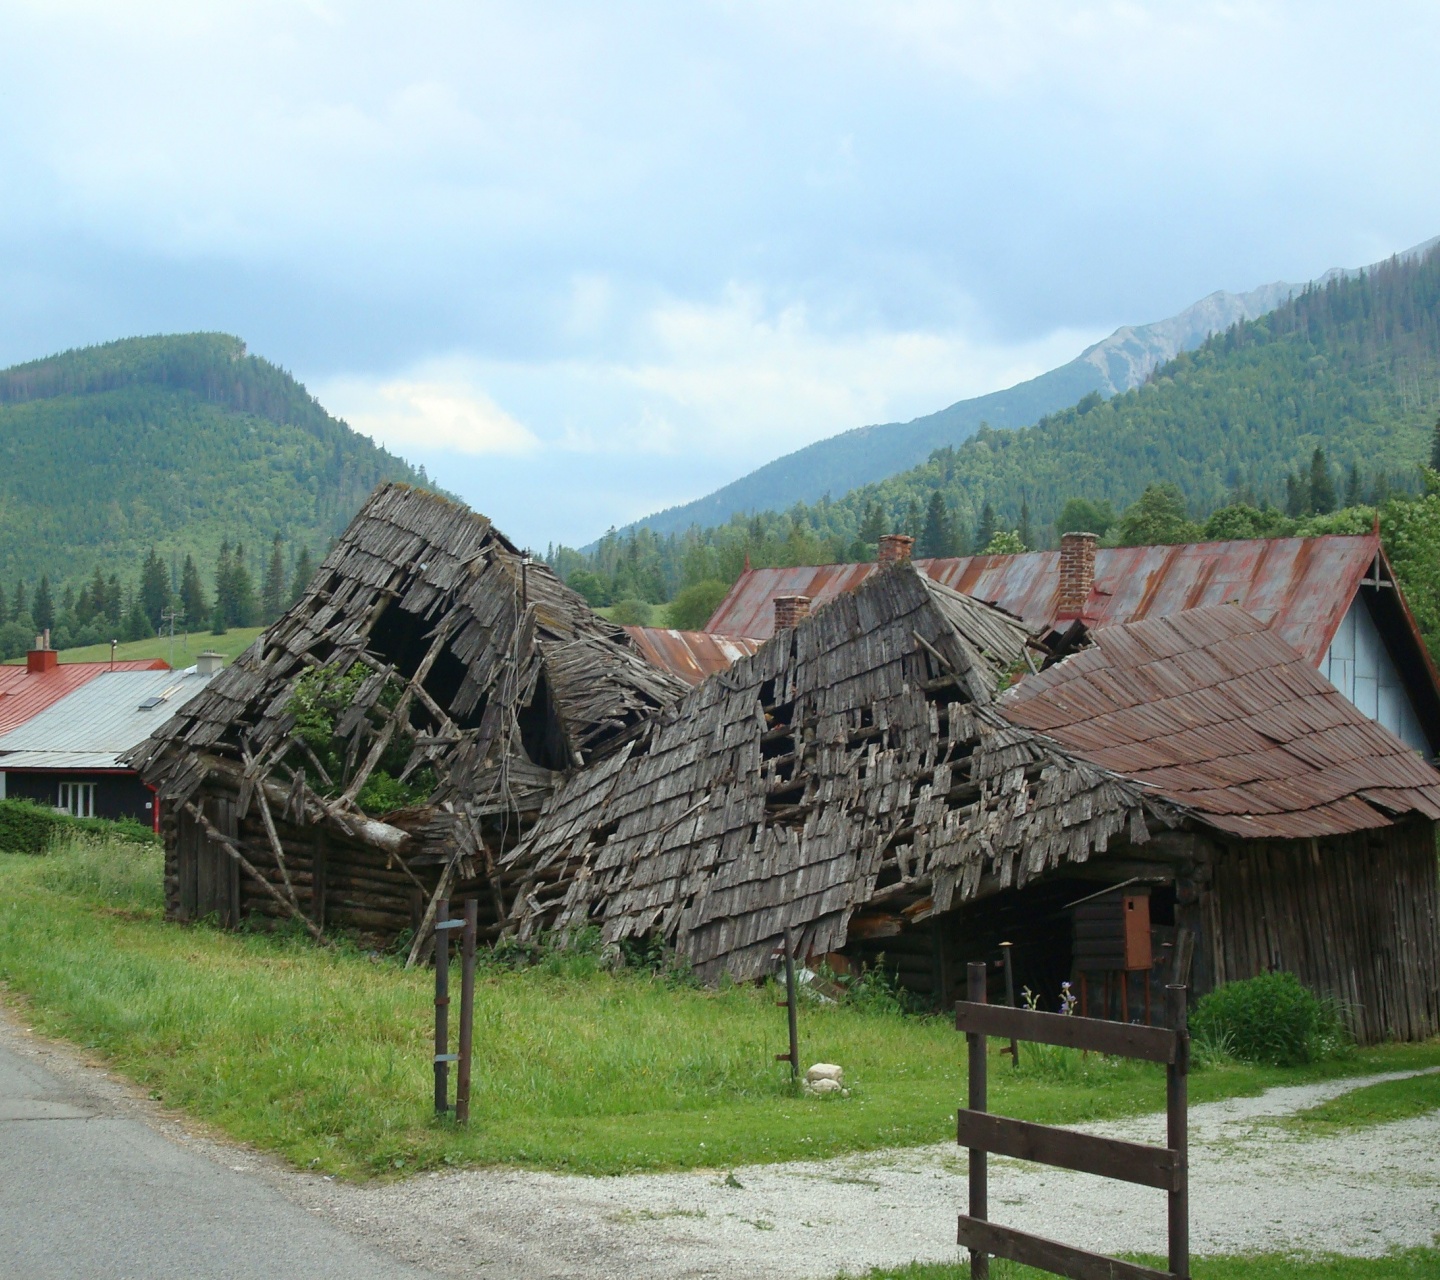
[956,1109,1179,1190]
[956,1218,1173,1280]
[954,1001,1177,1064]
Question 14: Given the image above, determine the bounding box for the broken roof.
[503,565,1166,981]
[705,534,1390,663]
[1000,604,1440,839]
[128,484,689,826]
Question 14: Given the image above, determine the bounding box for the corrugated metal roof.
[0,659,170,737]
[999,604,1440,839]
[0,667,216,770]
[705,535,1382,664]
[624,628,761,686]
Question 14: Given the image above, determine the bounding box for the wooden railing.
[955,961,1189,1280]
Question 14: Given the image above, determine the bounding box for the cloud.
[324,367,540,456]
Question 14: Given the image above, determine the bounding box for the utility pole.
[161,607,184,670]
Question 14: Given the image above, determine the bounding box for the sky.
[3,2,1439,550]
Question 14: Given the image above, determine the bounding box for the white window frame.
[57,781,96,819]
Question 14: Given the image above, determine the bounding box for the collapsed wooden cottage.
[505,568,1440,1041]
[127,484,687,958]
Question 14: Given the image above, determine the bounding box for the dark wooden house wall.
[1201,820,1440,1044]
[3,770,155,825]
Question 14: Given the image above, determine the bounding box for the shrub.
[0,798,158,854]
[609,598,654,626]
[668,579,730,630]
[1190,971,1348,1066]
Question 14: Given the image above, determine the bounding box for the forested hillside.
[0,334,431,654]
[553,245,1440,600]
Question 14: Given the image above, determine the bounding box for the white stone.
[804,1078,844,1095]
[805,1063,844,1084]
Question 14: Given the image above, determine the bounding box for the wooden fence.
[955,961,1189,1280]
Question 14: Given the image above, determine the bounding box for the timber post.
[965,960,989,1280]
[1167,984,1190,1279]
[775,926,800,1084]
[456,898,477,1125]
[999,941,1019,1068]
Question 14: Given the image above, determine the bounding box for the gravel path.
[2,996,1435,1279]
[299,1068,1440,1279]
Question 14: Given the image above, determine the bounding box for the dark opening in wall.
[516,667,570,771]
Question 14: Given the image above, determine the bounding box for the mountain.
[618,236,1440,542]
[0,333,430,590]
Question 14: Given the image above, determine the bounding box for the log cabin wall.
[1203,818,1440,1043]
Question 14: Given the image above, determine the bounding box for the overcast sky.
[3,2,1439,548]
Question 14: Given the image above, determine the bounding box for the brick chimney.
[1056,531,1098,620]
[26,631,57,675]
[773,595,811,630]
[878,534,914,568]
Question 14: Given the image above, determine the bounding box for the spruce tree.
[1309,447,1337,514]
[1431,414,1440,471]
[180,554,207,629]
[32,575,54,635]
[214,541,234,626]
[858,500,887,547]
[229,544,259,627]
[105,574,123,627]
[0,584,8,627]
[1344,461,1364,509]
[1018,498,1033,550]
[903,497,924,539]
[262,534,286,622]
[12,580,26,625]
[290,547,314,603]
[140,547,170,629]
[975,502,997,551]
[918,491,953,558]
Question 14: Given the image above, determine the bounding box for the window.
[57,782,95,819]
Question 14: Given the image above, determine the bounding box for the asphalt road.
[0,1004,442,1280]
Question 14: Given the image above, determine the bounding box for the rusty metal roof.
[999,604,1440,839]
[624,627,761,686]
[705,535,1384,665]
[0,659,170,737]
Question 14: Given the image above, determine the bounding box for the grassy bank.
[2,838,1438,1182]
[3,625,265,669]
[850,1249,1440,1279]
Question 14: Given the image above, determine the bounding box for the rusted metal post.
[778,926,799,1083]
[455,898,477,1125]
[998,941,1019,1068]
[965,960,990,1280]
[434,897,451,1116]
[1167,983,1190,1280]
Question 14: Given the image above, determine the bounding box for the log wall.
[1204,819,1440,1043]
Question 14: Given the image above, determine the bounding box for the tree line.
[0,537,318,661]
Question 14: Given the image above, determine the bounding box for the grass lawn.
[848,1248,1440,1279]
[3,625,265,670]
[2,838,1438,1184]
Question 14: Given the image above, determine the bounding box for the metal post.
[1167,983,1190,1280]
[966,960,989,1280]
[456,898,477,1125]
[998,941,1019,1068]
[782,926,799,1083]
[434,897,451,1116]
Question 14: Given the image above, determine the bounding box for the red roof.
[1000,604,1440,839]
[705,535,1384,665]
[0,660,169,737]
[624,628,761,686]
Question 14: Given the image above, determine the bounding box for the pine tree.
[140,547,170,629]
[1345,461,1364,509]
[290,546,314,603]
[229,543,259,627]
[975,502,998,551]
[918,491,955,558]
[180,554,206,629]
[1308,447,1337,514]
[262,534,286,622]
[32,575,54,635]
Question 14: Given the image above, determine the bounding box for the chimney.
[26,631,57,675]
[196,650,225,677]
[1057,531,1098,619]
[773,594,811,630]
[878,533,915,568]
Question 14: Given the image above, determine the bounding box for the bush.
[669,579,730,630]
[1191,971,1348,1066]
[609,598,654,626]
[0,798,159,854]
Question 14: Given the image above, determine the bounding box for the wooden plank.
[954,1001,1177,1063]
[956,1217,1173,1280]
[955,1109,1178,1190]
